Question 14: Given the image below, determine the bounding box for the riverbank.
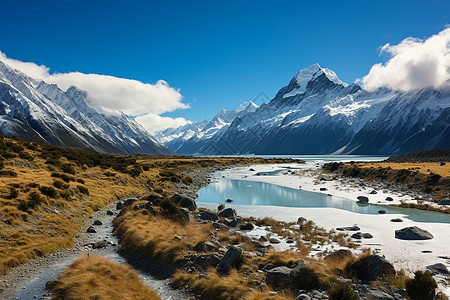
[196,162,450,295]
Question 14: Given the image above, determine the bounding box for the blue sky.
[1,0,449,129]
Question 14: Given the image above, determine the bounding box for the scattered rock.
[438,200,450,205]
[265,266,292,287]
[86,226,96,233]
[357,196,369,203]
[297,217,307,224]
[134,201,154,212]
[194,241,216,252]
[93,220,102,226]
[426,263,450,276]
[357,285,394,300]
[217,246,242,273]
[106,210,113,216]
[249,168,255,171]
[390,218,403,222]
[385,197,394,201]
[296,294,311,300]
[395,226,433,240]
[286,239,294,244]
[223,217,242,227]
[349,255,395,282]
[239,222,254,231]
[352,232,372,239]
[180,208,192,221]
[319,187,327,191]
[122,198,138,207]
[422,250,432,253]
[370,190,378,194]
[269,238,281,244]
[362,233,373,239]
[218,208,236,218]
[198,210,219,221]
[336,225,360,231]
[225,198,233,203]
[378,210,387,214]
[172,195,197,211]
[116,202,123,210]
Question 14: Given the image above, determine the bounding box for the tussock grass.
[114,211,212,264]
[47,255,160,300]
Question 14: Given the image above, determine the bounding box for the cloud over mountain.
[0,51,189,131]
[362,27,450,91]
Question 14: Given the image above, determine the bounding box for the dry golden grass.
[0,136,293,275]
[114,210,213,264]
[47,255,160,300]
[356,162,450,177]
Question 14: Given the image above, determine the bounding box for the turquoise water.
[196,179,450,224]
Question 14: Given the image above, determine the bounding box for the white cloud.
[134,113,191,134]
[0,51,189,117]
[361,27,450,91]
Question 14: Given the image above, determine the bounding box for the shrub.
[405,270,437,300]
[46,158,61,166]
[0,170,17,177]
[159,198,187,224]
[104,171,116,177]
[142,164,150,171]
[328,281,359,300]
[7,187,19,199]
[39,186,59,198]
[18,191,44,211]
[61,174,75,183]
[61,163,76,175]
[76,178,85,184]
[53,180,69,190]
[182,175,193,184]
[218,204,225,211]
[77,185,89,195]
[18,151,34,161]
[127,164,142,177]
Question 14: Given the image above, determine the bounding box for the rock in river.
[357,196,369,203]
[395,226,433,240]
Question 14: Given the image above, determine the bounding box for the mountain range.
[157,63,450,155]
[0,60,170,155]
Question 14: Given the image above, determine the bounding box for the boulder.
[336,225,360,231]
[395,226,433,240]
[324,249,353,262]
[362,233,373,239]
[390,218,403,222]
[116,202,123,210]
[172,195,197,211]
[297,217,307,224]
[93,220,102,226]
[438,200,450,205]
[265,266,292,288]
[320,187,327,191]
[426,263,450,276]
[194,241,216,252]
[180,208,192,221]
[198,210,219,221]
[351,232,363,239]
[378,210,387,214]
[218,208,236,218]
[385,197,394,201]
[349,255,395,282]
[217,246,242,273]
[226,198,233,203]
[270,237,281,244]
[194,253,221,269]
[357,285,394,300]
[223,217,242,227]
[106,210,113,216]
[357,196,369,203]
[122,198,138,207]
[86,226,96,233]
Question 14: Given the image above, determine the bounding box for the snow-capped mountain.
[0,60,171,155]
[158,63,450,155]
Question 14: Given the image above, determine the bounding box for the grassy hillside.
[46,255,161,300]
[0,134,295,275]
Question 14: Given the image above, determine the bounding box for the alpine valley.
[0,60,170,155]
[157,64,450,155]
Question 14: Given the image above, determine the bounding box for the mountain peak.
[282,64,348,98]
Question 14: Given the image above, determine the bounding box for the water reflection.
[197,179,450,224]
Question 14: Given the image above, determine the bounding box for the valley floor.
[196,162,450,295]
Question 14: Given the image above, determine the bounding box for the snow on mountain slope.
[0,60,171,155]
[159,64,449,155]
